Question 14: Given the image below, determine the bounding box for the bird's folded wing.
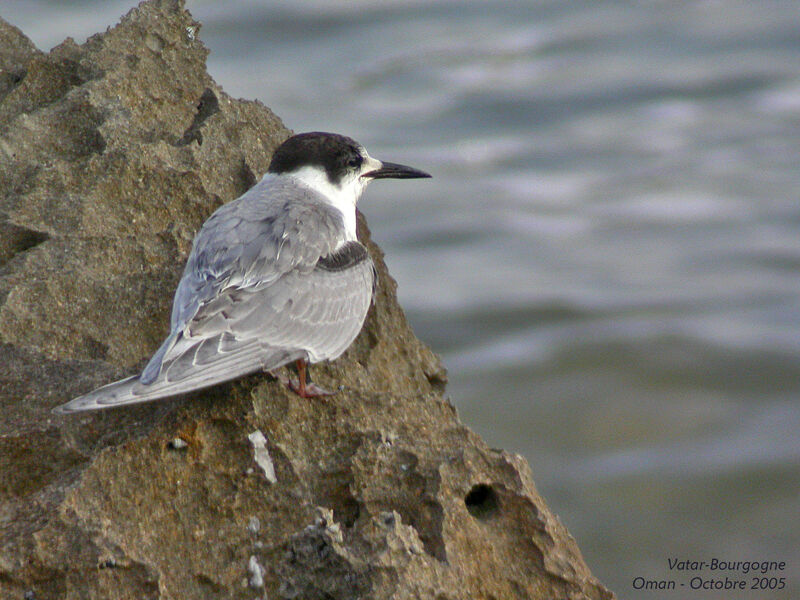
[182,250,375,365]
[169,177,345,331]
[159,243,375,383]
[137,177,344,386]
[55,177,375,413]
[54,245,375,413]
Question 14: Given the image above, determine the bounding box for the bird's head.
[267,132,431,208]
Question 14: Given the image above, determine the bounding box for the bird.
[53,132,431,413]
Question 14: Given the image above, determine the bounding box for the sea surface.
[6,1,800,597]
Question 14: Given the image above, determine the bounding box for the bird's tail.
[53,343,305,414]
[53,374,188,414]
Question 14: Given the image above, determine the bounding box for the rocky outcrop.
[0,1,614,598]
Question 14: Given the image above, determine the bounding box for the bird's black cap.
[268,132,364,185]
[269,131,431,184]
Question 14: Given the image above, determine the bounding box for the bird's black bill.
[363,161,431,179]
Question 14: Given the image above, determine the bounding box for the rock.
[0,1,615,599]
[248,555,265,589]
[248,430,277,484]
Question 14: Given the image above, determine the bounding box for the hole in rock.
[464,483,499,520]
[336,497,361,528]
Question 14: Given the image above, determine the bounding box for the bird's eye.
[348,156,363,168]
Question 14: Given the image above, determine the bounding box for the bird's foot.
[268,367,335,398]
[287,379,335,398]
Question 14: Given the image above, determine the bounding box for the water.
[6,1,800,597]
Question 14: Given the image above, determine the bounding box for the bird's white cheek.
[287,166,361,241]
[324,179,359,242]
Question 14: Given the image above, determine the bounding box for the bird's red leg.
[296,359,307,398]
[285,359,335,398]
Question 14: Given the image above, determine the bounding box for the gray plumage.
[54,175,375,413]
[54,131,430,414]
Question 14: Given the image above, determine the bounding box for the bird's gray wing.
[156,235,374,380]
[138,176,345,385]
[54,177,373,413]
[169,176,345,332]
[163,241,375,377]
[55,242,375,413]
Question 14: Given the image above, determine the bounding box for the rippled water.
[8,1,800,597]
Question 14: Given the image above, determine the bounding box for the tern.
[54,132,430,413]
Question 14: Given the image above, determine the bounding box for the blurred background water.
[6,1,800,597]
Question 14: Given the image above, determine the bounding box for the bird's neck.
[286,166,362,243]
